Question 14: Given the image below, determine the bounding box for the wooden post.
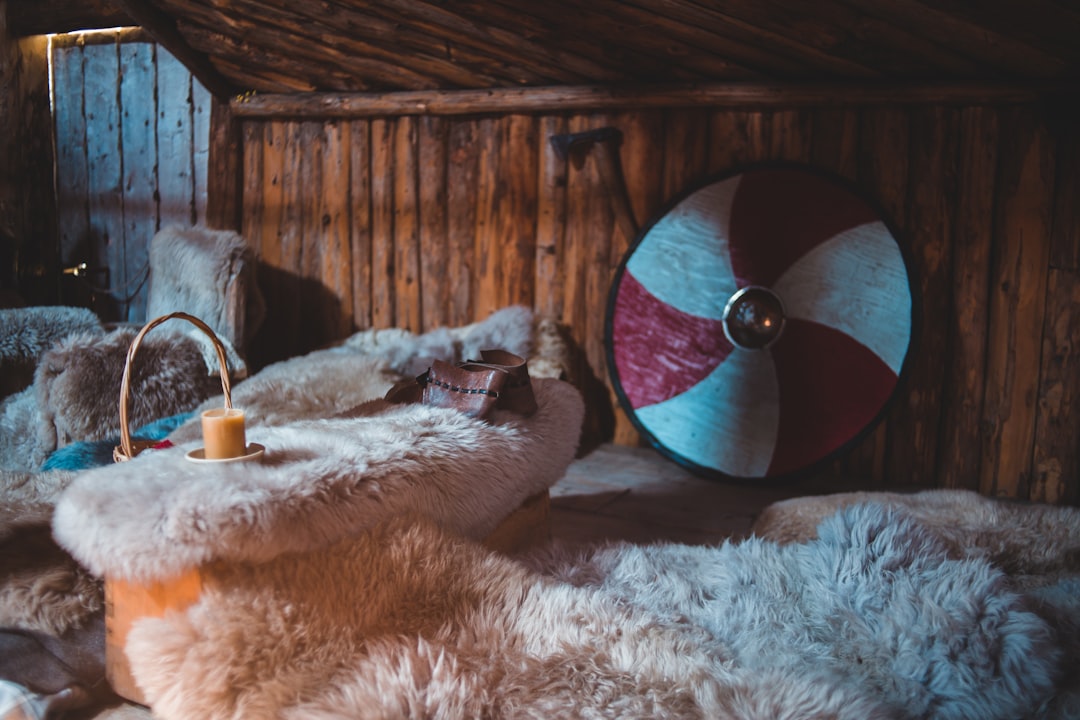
[206,96,244,232]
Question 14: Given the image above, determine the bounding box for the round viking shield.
[605,162,917,481]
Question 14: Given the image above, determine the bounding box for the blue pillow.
[41,412,194,471]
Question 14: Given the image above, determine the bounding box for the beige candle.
[201,408,247,459]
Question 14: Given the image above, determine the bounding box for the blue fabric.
[41,412,194,471]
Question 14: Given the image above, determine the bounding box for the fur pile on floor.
[0,469,99,635]
[108,493,1079,720]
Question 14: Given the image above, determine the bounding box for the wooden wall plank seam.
[979,107,1055,499]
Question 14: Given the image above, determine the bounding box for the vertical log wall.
[238,101,1078,503]
[0,1,57,307]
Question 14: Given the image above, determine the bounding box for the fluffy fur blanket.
[111,494,1078,720]
[0,306,103,399]
[144,225,266,355]
[54,377,584,582]
[0,469,99,635]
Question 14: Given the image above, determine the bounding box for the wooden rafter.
[115,0,235,100]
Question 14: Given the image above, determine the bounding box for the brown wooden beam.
[6,0,133,37]
[115,0,236,101]
[205,96,243,232]
[230,82,1080,119]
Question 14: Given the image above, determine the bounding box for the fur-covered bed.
[13,304,1080,719]
[67,492,1080,720]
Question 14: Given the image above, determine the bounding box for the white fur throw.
[145,225,265,354]
[53,378,584,582]
[120,500,1075,720]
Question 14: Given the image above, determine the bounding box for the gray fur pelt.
[144,225,266,354]
[119,499,1077,720]
[0,306,103,398]
[36,328,222,447]
[54,377,584,582]
[753,489,1080,590]
[0,387,53,471]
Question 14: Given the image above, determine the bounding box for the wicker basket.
[112,311,234,463]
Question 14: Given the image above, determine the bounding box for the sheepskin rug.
[35,328,223,449]
[0,469,100,635]
[114,497,1078,720]
[54,376,584,583]
[144,224,266,354]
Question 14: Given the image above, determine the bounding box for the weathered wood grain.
[885,106,959,488]
[979,107,1055,500]
[809,108,859,179]
[156,49,194,228]
[207,96,243,231]
[481,0,755,82]
[418,115,449,331]
[84,39,124,321]
[191,81,211,225]
[446,119,479,326]
[535,115,569,322]
[767,109,814,162]
[393,115,421,332]
[1049,113,1080,272]
[318,120,353,339]
[473,116,503,320]
[51,42,92,280]
[118,0,235,99]
[349,120,374,329]
[228,83,1072,119]
[5,32,59,306]
[370,118,396,329]
[707,110,770,173]
[1030,269,1080,504]
[937,107,998,491]
[276,121,305,351]
[501,114,539,309]
[118,40,155,322]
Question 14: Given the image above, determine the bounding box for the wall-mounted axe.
[549,127,639,241]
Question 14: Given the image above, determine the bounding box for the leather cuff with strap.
[385,349,538,419]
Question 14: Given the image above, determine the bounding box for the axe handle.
[592,139,639,241]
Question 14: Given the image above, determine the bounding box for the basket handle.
[117,312,233,460]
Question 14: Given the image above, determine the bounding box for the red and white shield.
[607,163,915,481]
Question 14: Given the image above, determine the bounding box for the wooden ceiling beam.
[230,81,1079,119]
[115,0,236,100]
[6,0,133,36]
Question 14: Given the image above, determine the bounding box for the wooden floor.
[548,443,852,548]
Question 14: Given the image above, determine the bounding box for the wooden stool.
[105,489,551,705]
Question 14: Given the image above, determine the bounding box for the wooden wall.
[0,0,57,307]
[51,30,211,322]
[237,99,1078,503]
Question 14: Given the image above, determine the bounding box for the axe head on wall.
[549,126,639,239]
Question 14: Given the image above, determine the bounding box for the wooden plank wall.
[238,101,1079,503]
[51,31,210,322]
[0,5,57,307]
